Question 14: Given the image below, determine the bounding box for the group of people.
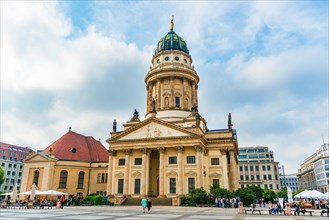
[214,197,239,208]
[268,202,284,214]
[141,197,152,213]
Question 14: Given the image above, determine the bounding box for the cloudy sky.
[1,1,328,174]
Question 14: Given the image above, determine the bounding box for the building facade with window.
[0,142,33,193]
[20,129,109,197]
[297,143,329,193]
[280,174,299,192]
[106,21,239,199]
[238,146,280,191]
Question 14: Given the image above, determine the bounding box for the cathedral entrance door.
[148,150,159,197]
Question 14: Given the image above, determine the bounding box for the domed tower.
[145,17,199,121]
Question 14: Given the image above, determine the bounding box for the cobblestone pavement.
[0,206,327,220]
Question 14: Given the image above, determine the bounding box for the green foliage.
[93,195,103,205]
[211,185,234,198]
[276,187,288,199]
[292,189,304,197]
[180,188,211,206]
[0,167,4,186]
[246,185,264,199]
[234,187,256,207]
[83,195,94,205]
[263,188,277,203]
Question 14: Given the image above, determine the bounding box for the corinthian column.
[158,147,166,197]
[220,150,229,189]
[107,149,116,197]
[229,150,238,190]
[177,146,184,195]
[141,148,148,196]
[195,145,203,188]
[123,149,131,195]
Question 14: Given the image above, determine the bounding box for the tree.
[180,188,211,206]
[235,187,256,207]
[263,188,277,203]
[246,185,264,199]
[0,167,4,186]
[277,187,288,199]
[211,185,234,198]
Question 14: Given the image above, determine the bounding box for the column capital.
[124,149,132,155]
[108,149,116,156]
[158,147,166,154]
[204,149,208,156]
[176,146,184,153]
[194,145,203,152]
[219,149,229,155]
[140,148,148,154]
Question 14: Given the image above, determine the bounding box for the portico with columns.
[106,19,239,199]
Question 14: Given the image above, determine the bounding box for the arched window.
[33,170,39,186]
[59,170,68,188]
[77,171,84,189]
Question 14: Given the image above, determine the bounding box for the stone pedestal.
[285,203,292,215]
[238,202,244,214]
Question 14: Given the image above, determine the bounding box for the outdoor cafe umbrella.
[294,190,312,199]
[310,190,325,199]
[41,190,68,195]
[0,192,13,196]
[18,190,43,195]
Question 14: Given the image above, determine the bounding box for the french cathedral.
[106,20,239,199]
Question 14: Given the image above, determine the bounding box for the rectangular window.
[262,165,266,171]
[274,165,277,170]
[239,166,243,172]
[213,179,220,187]
[135,158,142,165]
[240,175,244,181]
[269,184,273,189]
[276,184,279,190]
[263,175,267,180]
[211,158,219,165]
[255,166,259,171]
[134,179,141,194]
[8,164,12,168]
[118,159,125,166]
[267,165,271,171]
[244,166,248,171]
[264,184,268,189]
[7,171,10,175]
[13,164,16,168]
[256,175,260,180]
[1,163,4,167]
[77,172,84,189]
[186,156,195,164]
[118,179,124,194]
[275,175,278,180]
[188,177,195,193]
[169,156,177,164]
[268,175,272,180]
[170,178,176,194]
[250,166,254,171]
[175,97,180,108]
[251,175,254,180]
[245,175,249,181]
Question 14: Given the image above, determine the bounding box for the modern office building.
[0,142,33,192]
[280,174,299,192]
[238,146,280,191]
[106,19,239,199]
[297,143,329,192]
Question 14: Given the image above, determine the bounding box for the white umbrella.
[294,190,312,199]
[11,183,17,203]
[321,192,329,200]
[41,190,68,195]
[310,190,325,199]
[18,190,43,195]
[0,192,13,196]
[30,183,37,201]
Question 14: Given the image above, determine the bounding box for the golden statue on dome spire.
[170,15,174,31]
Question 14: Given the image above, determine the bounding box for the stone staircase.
[123,198,172,206]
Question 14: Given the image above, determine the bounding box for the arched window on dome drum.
[33,170,39,186]
[59,170,68,188]
[175,96,180,108]
[77,171,85,189]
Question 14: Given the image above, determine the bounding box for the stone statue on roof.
[151,99,157,113]
[113,119,117,132]
[170,15,174,31]
[131,109,139,121]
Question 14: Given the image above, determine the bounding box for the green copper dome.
[156,30,189,55]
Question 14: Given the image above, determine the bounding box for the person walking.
[141,197,147,213]
[147,198,152,212]
[60,195,65,208]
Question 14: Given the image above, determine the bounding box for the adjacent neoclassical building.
[106,21,239,198]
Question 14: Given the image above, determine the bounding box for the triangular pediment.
[24,152,57,163]
[110,118,198,142]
